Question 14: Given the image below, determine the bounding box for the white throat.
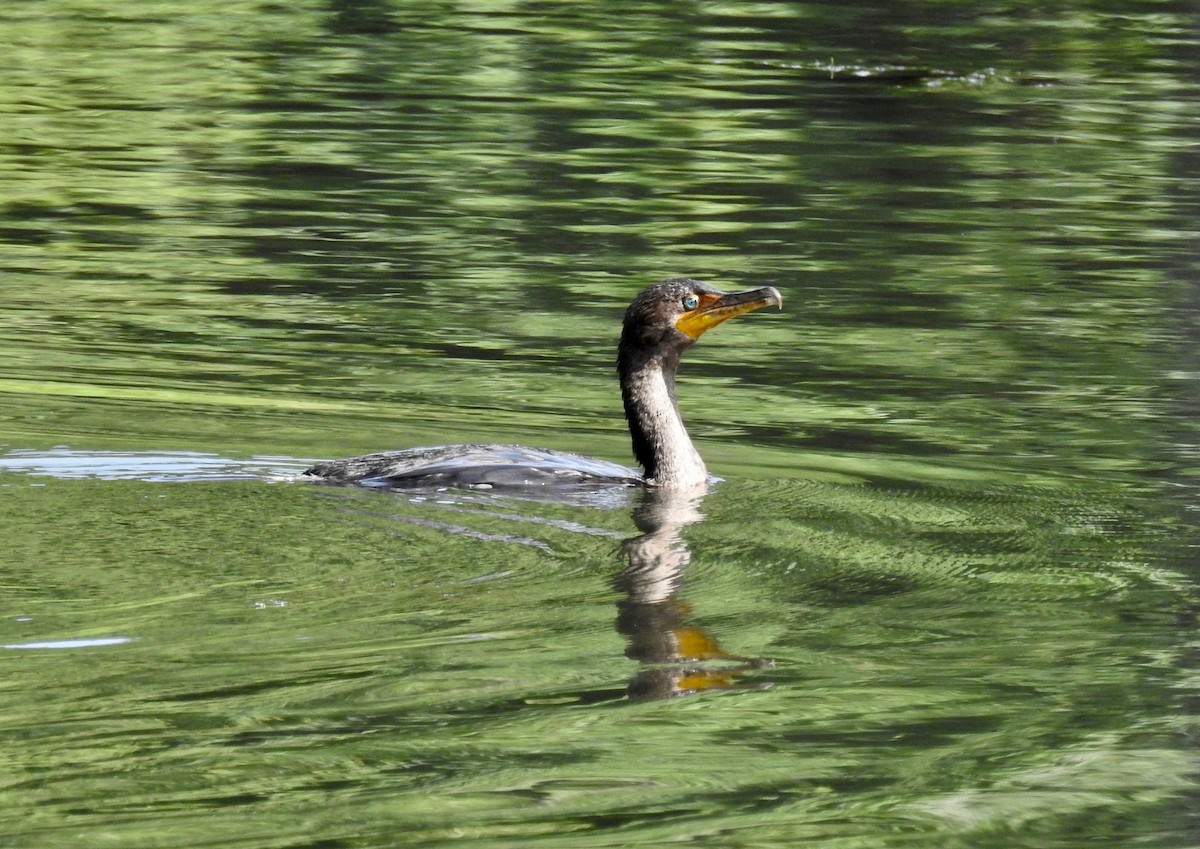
[624,360,708,489]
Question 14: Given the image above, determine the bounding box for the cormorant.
[304,278,782,490]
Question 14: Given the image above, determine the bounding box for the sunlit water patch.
[0,447,309,482]
[3,636,133,650]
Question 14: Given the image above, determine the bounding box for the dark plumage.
[304,278,781,491]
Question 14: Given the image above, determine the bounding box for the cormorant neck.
[618,345,707,489]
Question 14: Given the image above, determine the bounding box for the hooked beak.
[675,286,783,340]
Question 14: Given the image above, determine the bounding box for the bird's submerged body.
[305,443,641,490]
[304,278,781,492]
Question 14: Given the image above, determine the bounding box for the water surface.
[1,2,1197,847]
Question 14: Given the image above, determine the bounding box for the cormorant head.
[619,277,783,358]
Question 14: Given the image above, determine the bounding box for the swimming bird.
[304,278,781,491]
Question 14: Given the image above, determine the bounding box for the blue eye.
[683,294,699,309]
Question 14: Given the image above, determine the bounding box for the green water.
[1,2,1197,847]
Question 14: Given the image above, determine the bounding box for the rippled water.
[1,2,1197,847]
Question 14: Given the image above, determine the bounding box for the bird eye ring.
[682,294,699,310]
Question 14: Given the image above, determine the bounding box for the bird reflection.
[615,489,772,700]
[307,479,772,702]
